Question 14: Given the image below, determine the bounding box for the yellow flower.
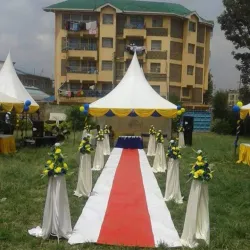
[197,156,203,162]
[196,161,204,167]
[172,147,176,150]
[55,149,61,154]
[194,172,199,178]
[49,163,54,170]
[55,167,62,173]
[46,160,52,165]
[173,152,177,155]
[63,163,68,169]
[178,155,182,159]
[196,169,204,176]
[43,169,49,175]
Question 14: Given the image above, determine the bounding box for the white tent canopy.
[0,52,39,113]
[89,53,177,118]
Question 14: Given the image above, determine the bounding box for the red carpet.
[97,149,155,247]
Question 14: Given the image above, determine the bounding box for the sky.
[0,0,240,90]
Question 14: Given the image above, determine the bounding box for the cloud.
[0,0,240,89]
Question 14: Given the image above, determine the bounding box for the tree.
[218,0,250,99]
[212,90,229,119]
[203,71,214,105]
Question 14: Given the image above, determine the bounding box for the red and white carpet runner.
[68,148,181,248]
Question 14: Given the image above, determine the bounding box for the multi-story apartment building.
[44,0,213,108]
[228,89,239,107]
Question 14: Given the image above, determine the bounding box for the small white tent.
[0,53,39,113]
[240,103,250,119]
[89,53,177,118]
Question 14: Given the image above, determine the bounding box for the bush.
[65,106,96,131]
[211,119,233,135]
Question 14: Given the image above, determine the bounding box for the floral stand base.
[74,154,92,197]
[103,134,111,156]
[152,143,167,173]
[147,135,156,156]
[178,132,185,148]
[92,141,104,171]
[28,176,72,240]
[181,180,210,248]
[164,159,183,204]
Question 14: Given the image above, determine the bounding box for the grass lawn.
[0,133,250,250]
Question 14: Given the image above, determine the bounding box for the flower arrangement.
[167,140,181,159]
[79,137,94,154]
[178,126,184,133]
[96,129,104,141]
[156,130,164,143]
[42,144,68,177]
[104,125,110,135]
[189,150,213,182]
[149,125,156,135]
[84,124,91,133]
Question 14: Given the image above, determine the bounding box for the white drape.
[152,143,166,173]
[74,154,92,198]
[103,134,110,156]
[164,159,183,204]
[178,132,185,148]
[28,176,72,240]
[92,141,104,171]
[181,180,210,248]
[147,135,156,156]
[82,129,87,139]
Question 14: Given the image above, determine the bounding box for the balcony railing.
[63,43,97,51]
[59,89,111,98]
[124,23,145,29]
[67,66,98,74]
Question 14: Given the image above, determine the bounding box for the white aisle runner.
[68,148,181,247]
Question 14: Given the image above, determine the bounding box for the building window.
[187,65,194,75]
[150,63,161,73]
[151,40,162,51]
[170,63,182,82]
[196,46,204,64]
[130,16,144,27]
[103,14,113,24]
[189,21,196,32]
[182,88,190,97]
[102,38,113,48]
[152,85,160,94]
[188,44,195,54]
[170,41,183,60]
[170,18,184,39]
[102,61,113,71]
[195,67,203,85]
[152,17,163,27]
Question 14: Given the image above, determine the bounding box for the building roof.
[44,0,214,26]
[24,86,51,102]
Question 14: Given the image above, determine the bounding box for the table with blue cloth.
[115,136,143,149]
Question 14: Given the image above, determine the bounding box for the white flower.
[197,150,202,154]
[55,143,61,147]
[170,140,174,143]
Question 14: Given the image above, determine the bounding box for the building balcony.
[66,66,98,83]
[62,44,98,60]
[146,51,168,60]
[123,23,146,39]
[146,28,168,37]
[124,51,146,62]
[58,90,111,103]
[145,73,166,82]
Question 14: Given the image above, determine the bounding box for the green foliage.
[211,119,233,135]
[65,106,96,131]
[169,94,182,106]
[218,0,250,88]
[203,71,214,105]
[212,90,229,119]
[239,84,250,104]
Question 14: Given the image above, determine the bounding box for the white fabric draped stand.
[164,158,183,204]
[28,176,72,240]
[82,129,87,139]
[152,143,167,173]
[178,132,185,148]
[92,141,104,171]
[103,134,111,156]
[181,180,210,248]
[74,154,92,198]
[147,134,156,156]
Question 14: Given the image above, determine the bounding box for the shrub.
[65,106,96,131]
[211,119,233,135]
